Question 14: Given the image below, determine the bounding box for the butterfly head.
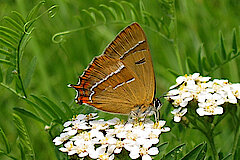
[153,98,162,111]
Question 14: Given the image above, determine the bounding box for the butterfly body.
[70,23,160,119]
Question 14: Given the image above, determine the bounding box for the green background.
[0,0,239,159]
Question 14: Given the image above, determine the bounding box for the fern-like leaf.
[220,31,227,60]
[31,95,61,122]
[13,113,35,160]
[232,29,237,54]
[0,1,58,99]
[180,142,207,160]
[52,0,174,44]
[161,143,185,160]
[0,127,11,154]
[13,107,48,125]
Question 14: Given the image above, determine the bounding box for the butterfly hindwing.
[71,23,155,114]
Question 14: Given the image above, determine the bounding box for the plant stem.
[231,105,240,157]
[188,114,218,160]
[0,82,25,99]
[205,130,218,160]
[16,32,27,98]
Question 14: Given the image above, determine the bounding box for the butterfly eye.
[154,98,162,111]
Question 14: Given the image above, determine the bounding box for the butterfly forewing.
[71,23,155,114]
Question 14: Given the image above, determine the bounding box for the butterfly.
[70,23,161,121]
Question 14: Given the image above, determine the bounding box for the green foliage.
[184,29,240,76]
[0,1,56,98]
[0,0,239,159]
[13,113,35,160]
[0,127,11,154]
[52,0,174,44]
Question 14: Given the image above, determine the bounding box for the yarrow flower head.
[53,113,170,159]
[166,73,240,122]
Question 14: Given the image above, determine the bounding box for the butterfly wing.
[71,23,155,114]
[104,23,155,105]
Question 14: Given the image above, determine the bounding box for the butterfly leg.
[153,98,162,122]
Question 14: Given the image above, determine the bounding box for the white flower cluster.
[53,113,170,160]
[166,73,240,122]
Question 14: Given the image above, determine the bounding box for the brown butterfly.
[70,23,161,120]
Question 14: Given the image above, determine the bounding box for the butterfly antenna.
[158,81,184,99]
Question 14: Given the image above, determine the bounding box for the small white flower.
[167,73,240,121]
[53,132,70,145]
[97,153,114,160]
[129,146,159,160]
[54,113,170,159]
[89,145,107,159]
[90,119,109,130]
[197,103,223,116]
[171,108,187,122]
[231,83,240,99]
[106,118,121,125]
[59,141,74,153]
[198,76,211,82]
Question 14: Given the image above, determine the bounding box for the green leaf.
[24,98,52,123]
[202,57,211,71]
[0,127,11,153]
[23,56,37,89]
[18,33,32,55]
[15,74,23,94]
[222,153,232,160]
[12,11,26,24]
[157,142,169,152]
[27,1,45,21]
[139,0,145,22]
[233,131,240,160]
[181,142,206,160]
[0,29,18,45]
[213,52,221,66]
[0,149,5,154]
[43,96,67,121]
[0,59,15,67]
[162,143,185,160]
[167,68,179,77]
[220,32,227,60]
[0,66,3,83]
[232,28,237,54]
[5,67,14,85]
[0,48,15,58]
[187,57,198,73]
[110,1,126,20]
[198,44,203,74]
[121,1,139,21]
[0,37,16,51]
[31,95,61,121]
[61,101,73,118]
[143,11,160,31]
[89,7,106,24]
[196,142,207,160]
[13,113,35,160]
[82,9,96,24]
[99,4,117,21]
[18,143,26,160]
[208,54,215,67]
[3,16,23,32]
[0,26,20,39]
[13,107,48,125]
[154,142,169,159]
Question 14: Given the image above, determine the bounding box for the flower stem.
[231,105,240,157]
[205,130,218,160]
[187,115,218,160]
